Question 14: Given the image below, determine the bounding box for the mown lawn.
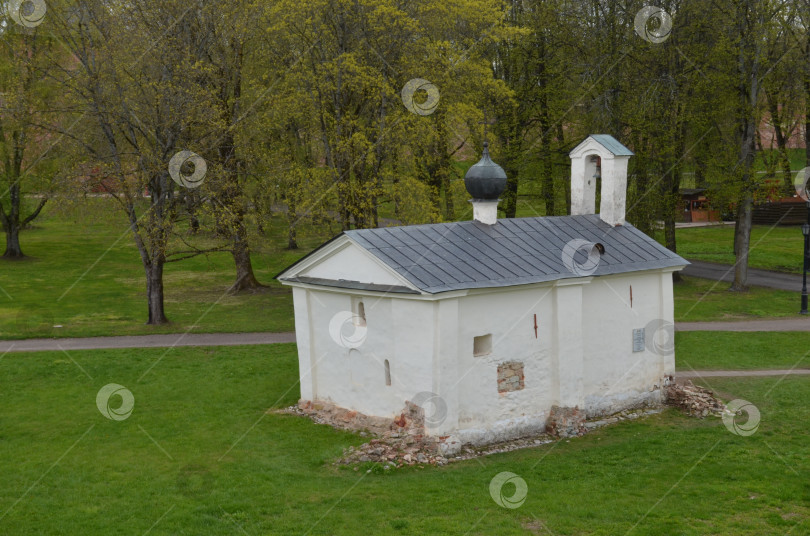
[0,201,323,339]
[675,331,810,371]
[673,276,803,321]
[0,343,807,535]
[674,224,806,274]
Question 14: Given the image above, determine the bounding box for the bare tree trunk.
[442,170,455,221]
[663,151,683,282]
[732,197,753,291]
[766,91,793,194]
[3,223,23,258]
[2,183,24,258]
[541,136,554,217]
[229,219,264,293]
[145,260,168,325]
[538,38,555,217]
[185,191,200,234]
[805,31,810,170]
[287,192,299,250]
[502,154,519,219]
[556,124,570,215]
[731,0,760,291]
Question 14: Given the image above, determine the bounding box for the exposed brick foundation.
[546,405,586,438]
[280,400,672,467]
[284,399,457,466]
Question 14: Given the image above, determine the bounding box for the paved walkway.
[2,316,810,353]
[676,317,810,332]
[0,332,297,353]
[674,222,734,229]
[678,369,810,378]
[682,260,804,292]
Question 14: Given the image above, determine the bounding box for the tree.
[53,0,224,323]
[728,0,785,291]
[261,0,514,230]
[189,2,267,292]
[0,17,62,258]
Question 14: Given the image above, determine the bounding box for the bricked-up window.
[473,334,492,356]
[497,362,525,393]
[384,360,391,386]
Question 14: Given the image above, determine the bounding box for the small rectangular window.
[473,334,492,357]
[384,359,391,386]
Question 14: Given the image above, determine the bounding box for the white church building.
[278,135,688,446]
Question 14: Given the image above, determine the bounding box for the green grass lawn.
[673,276,804,321]
[676,332,810,371]
[674,224,806,274]
[0,201,322,339]
[0,343,807,535]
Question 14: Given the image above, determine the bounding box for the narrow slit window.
[384,359,391,386]
[473,334,492,357]
[354,300,366,327]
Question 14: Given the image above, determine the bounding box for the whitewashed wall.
[432,271,673,444]
[450,284,556,444]
[580,271,674,416]
[290,268,676,446]
[294,287,436,418]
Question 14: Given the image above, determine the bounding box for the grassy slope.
[0,343,806,535]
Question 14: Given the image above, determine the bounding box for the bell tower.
[569,135,634,226]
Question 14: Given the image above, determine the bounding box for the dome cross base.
[470,198,500,225]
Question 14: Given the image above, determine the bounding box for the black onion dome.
[464,142,507,200]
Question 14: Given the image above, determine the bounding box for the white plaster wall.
[599,156,629,226]
[303,289,435,418]
[452,285,557,444]
[441,271,673,442]
[580,271,673,416]
[290,268,676,445]
[305,243,407,286]
[292,287,315,401]
[570,156,593,216]
[569,138,630,225]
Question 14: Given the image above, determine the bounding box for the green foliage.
[0,17,71,256]
[5,0,810,315]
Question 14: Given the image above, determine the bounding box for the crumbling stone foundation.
[282,399,675,467]
[546,405,586,438]
[287,399,458,466]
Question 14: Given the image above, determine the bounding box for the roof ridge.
[280,214,688,294]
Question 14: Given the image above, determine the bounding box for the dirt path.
[0,332,297,353]
[676,317,810,331]
[678,369,810,378]
[2,315,810,353]
[682,260,804,292]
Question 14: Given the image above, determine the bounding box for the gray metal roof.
[338,214,687,294]
[587,135,635,156]
[282,276,420,294]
